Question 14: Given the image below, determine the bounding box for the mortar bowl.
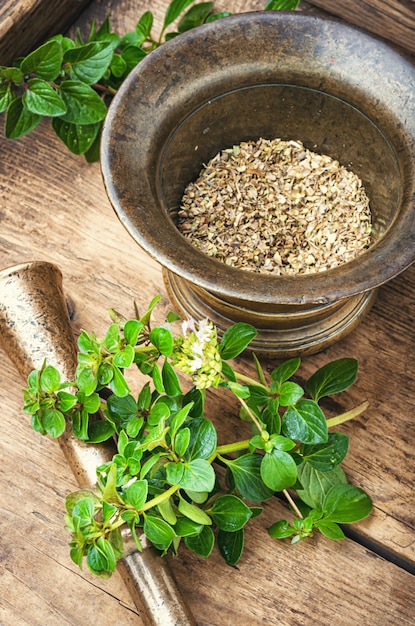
[101,12,415,356]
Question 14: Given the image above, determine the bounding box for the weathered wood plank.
[0,1,414,624]
[309,0,415,55]
[0,0,92,66]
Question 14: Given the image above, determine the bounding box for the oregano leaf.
[63,42,114,84]
[52,118,101,155]
[5,97,41,138]
[20,40,62,81]
[24,79,66,116]
[59,80,107,124]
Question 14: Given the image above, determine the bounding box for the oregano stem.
[283,489,303,519]
[327,400,369,428]
[234,371,269,391]
[209,439,251,463]
[140,484,179,513]
[238,396,264,433]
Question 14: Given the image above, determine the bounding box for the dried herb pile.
[177,138,372,275]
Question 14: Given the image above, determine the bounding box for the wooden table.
[1,1,414,624]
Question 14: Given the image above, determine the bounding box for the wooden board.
[0,1,414,625]
[0,0,92,66]
[310,0,415,54]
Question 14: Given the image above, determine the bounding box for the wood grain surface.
[310,0,415,54]
[0,0,92,66]
[0,1,414,625]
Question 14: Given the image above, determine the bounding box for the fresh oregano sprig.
[0,0,300,161]
[22,295,372,578]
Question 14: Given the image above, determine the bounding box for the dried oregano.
[177,138,372,275]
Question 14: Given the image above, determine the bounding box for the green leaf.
[174,427,190,457]
[296,462,347,510]
[102,463,122,504]
[170,403,193,437]
[151,364,165,394]
[226,453,274,502]
[301,432,349,471]
[162,360,182,396]
[66,490,100,515]
[87,537,116,576]
[5,97,41,138]
[120,45,147,73]
[87,420,115,443]
[278,381,304,406]
[40,365,61,393]
[82,392,100,413]
[57,390,77,412]
[119,31,145,50]
[72,408,89,440]
[268,519,295,539]
[184,418,217,460]
[124,319,143,346]
[20,40,62,81]
[147,401,170,427]
[261,403,281,436]
[174,517,203,537]
[63,42,114,84]
[227,381,250,399]
[211,495,252,532]
[109,365,130,397]
[77,329,97,353]
[43,408,66,438]
[185,525,214,557]
[205,12,232,22]
[178,496,212,525]
[23,79,66,116]
[322,484,372,523]
[59,80,107,124]
[180,458,215,492]
[217,528,244,565]
[52,118,101,155]
[139,295,162,327]
[75,365,97,395]
[158,496,177,525]
[104,323,120,351]
[264,0,301,9]
[126,416,144,438]
[71,495,96,519]
[271,357,301,384]
[270,434,296,451]
[178,2,214,32]
[219,323,257,360]
[163,0,196,29]
[0,83,13,113]
[84,128,102,162]
[143,515,175,549]
[166,461,185,485]
[306,358,358,402]
[106,393,138,425]
[1,67,23,83]
[315,520,345,540]
[124,480,148,510]
[260,448,297,492]
[282,399,328,444]
[136,11,154,38]
[149,327,174,356]
[48,34,75,54]
[110,53,127,78]
[113,344,135,368]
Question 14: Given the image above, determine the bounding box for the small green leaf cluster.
[22,295,372,577]
[0,0,300,160]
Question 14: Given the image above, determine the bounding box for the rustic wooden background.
[1,1,414,625]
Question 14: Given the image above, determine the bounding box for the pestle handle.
[0,261,196,626]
